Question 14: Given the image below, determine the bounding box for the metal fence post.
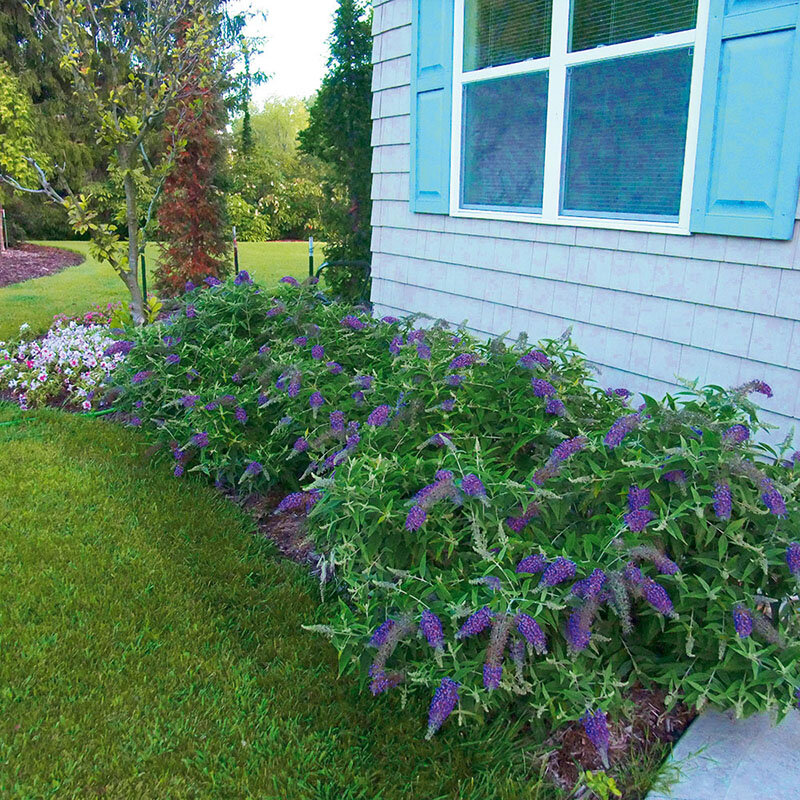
[233,225,240,275]
[140,252,147,300]
[308,236,314,278]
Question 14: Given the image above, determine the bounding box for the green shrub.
[109,274,800,742]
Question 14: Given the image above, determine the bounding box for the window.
[453,0,708,232]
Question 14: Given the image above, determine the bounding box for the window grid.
[450,0,712,234]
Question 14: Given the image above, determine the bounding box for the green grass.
[0,405,545,800]
[0,240,318,341]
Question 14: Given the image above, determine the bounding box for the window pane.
[570,0,697,52]
[464,0,552,72]
[561,48,693,220]
[462,72,548,210]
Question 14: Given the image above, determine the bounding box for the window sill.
[449,206,691,236]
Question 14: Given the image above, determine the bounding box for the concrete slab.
[647,709,800,800]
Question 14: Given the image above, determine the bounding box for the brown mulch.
[546,686,696,797]
[0,244,84,288]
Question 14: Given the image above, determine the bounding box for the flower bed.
[108,273,800,760]
[0,319,127,410]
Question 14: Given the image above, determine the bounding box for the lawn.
[0,240,319,341]
[0,405,539,800]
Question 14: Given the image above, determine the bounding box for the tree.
[299,0,373,299]
[0,60,47,251]
[0,0,226,324]
[154,45,230,294]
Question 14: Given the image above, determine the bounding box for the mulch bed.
[0,244,84,288]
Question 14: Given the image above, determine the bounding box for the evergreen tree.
[299,0,373,300]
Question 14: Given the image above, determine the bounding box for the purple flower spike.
[566,610,591,651]
[293,336,308,346]
[233,270,252,285]
[532,378,557,397]
[723,424,750,445]
[192,431,209,448]
[540,557,577,587]
[551,436,589,463]
[456,606,493,639]
[785,542,800,576]
[340,315,367,330]
[545,398,566,416]
[417,343,431,360]
[483,663,503,690]
[604,413,641,448]
[518,350,550,369]
[624,508,655,532]
[309,391,325,409]
[435,469,454,481]
[405,505,427,531]
[352,390,365,405]
[477,576,502,592]
[173,464,184,477]
[293,437,309,452]
[461,473,486,497]
[516,554,548,574]
[515,613,547,654]
[330,410,345,432]
[280,275,300,286]
[444,374,464,387]
[642,578,674,617]
[440,398,456,411]
[389,336,403,355]
[204,275,222,287]
[235,406,248,424]
[713,482,732,520]
[180,394,200,408]
[573,569,607,598]
[627,485,651,511]
[354,375,374,390]
[662,469,687,485]
[624,562,644,586]
[131,370,153,384]
[582,710,610,765]
[420,610,445,650]
[449,353,477,370]
[426,677,460,739]
[245,461,263,476]
[326,361,343,375]
[311,345,325,360]
[760,479,787,518]
[381,315,399,324]
[369,619,396,647]
[732,604,753,638]
[367,404,392,427]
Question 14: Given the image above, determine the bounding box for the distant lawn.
[0,406,538,800]
[0,240,319,341]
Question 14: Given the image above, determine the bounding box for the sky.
[234,0,341,105]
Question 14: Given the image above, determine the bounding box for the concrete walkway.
[647,709,800,800]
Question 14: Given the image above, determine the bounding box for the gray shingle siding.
[369,0,800,438]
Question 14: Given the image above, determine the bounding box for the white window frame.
[450,0,711,235]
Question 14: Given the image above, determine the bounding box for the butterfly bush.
[0,319,127,410]
[107,272,799,741]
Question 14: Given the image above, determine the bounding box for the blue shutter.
[410,0,455,214]
[691,0,800,239]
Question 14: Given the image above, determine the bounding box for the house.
[369,0,800,439]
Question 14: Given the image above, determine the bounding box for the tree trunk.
[0,203,6,253]
[122,168,145,325]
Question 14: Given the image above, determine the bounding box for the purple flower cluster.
[531,378,557,397]
[165,353,180,366]
[233,270,252,285]
[642,578,674,617]
[506,502,540,532]
[426,677,460,739]
[461,473,486,497]
[309,391,325,409]
[582,710,610,763]
[572,569,607,598]
[235,406,248,423]
[340,315,367,330]
[604,413,641,448]
[456,606,492,639]
[293,336,308,346]
[310,344,325,360]
[204,275,222,287]
[103,340,135,357]
[624,562,644,586]
[449,353,477,370]
[477,575,501,592]
[381,315,399,324]
[389,336,403,355]
[735,379,773,398]
[330,410,345,432]
[566,610,591,651]
[440,398,456,411]
[760,479,787,517]
[369,618,396,647]
[417,343,431,360]
[192,431,209,448]
[275,489,321,514]
[245,461,262,476]
[624,508,655,532]
[517,350,550,369]
[545,398,566,416]
[367,404,392,427]
[444,374,464,387]
[354,375,373,390]
[180,394,200,408]
[515,613,547,654]
[279,275,300,286]
[786,542,800,576]
[540,556,577,587]
[723,424,750,445]
[427,432,452,448]
[732,604,753,638]
[405,505,427,531]
[131,370,153,384]
[662,469,687,485]
[516,553,548,574]
[551,435,589,463]
[293,437,309,452]
[713,482,732,520]
[326,361,343,375]
[627,485,650,511]
[420,610,444,650]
